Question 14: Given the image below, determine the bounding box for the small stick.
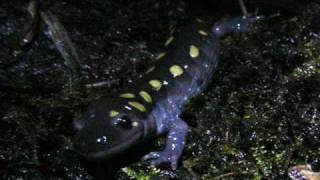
[20,0,40,47]
[41,10,82,77]
[238,0,249,17]
[85,81,110,88]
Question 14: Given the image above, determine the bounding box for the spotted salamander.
[73,16,260,169]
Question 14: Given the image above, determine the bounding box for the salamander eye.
[113,115,132,130]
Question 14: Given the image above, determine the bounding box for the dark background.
[1,0,320,179]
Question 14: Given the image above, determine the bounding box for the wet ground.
[1,0,320,179]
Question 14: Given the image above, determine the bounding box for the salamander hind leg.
[142,118,188,170]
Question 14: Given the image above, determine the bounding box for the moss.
[1,0,320,179]
[290,40,320,79]
[121,167,160,180]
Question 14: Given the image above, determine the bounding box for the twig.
[238,0,249,17]
[20,0,40,47]
[41,10,82,77]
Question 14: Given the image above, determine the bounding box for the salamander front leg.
[142,118,188,170]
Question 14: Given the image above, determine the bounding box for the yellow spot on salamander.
[139,91,152,103]
[109,110,119,117]
[198,30,208,36]
[164,36,174,46]
[169,65,184,77]
[120,93,135,98]
[149,80,162,91]
[128,101,146,112]
[156,52,166,60]
[189,45,199,58]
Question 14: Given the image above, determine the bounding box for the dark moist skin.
[73,16,260,170]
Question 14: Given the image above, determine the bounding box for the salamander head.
[72,101,154,160]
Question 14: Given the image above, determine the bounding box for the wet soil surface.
[1,0,320,179]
